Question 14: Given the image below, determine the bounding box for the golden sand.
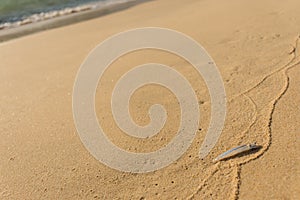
[0,0,299,199]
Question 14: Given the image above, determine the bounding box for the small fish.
[213,143,260,162]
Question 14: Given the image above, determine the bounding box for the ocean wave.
[0,0,137,30]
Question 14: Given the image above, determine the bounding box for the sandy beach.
[0,0,299,199]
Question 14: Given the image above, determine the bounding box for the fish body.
[213,143,259,162]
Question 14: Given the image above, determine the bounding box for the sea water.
[0,0,133,24]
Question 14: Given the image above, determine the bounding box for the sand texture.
[0,0,299,199]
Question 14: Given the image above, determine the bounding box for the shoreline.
[0,0,151,43]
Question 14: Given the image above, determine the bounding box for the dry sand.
[0,0,299,199]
